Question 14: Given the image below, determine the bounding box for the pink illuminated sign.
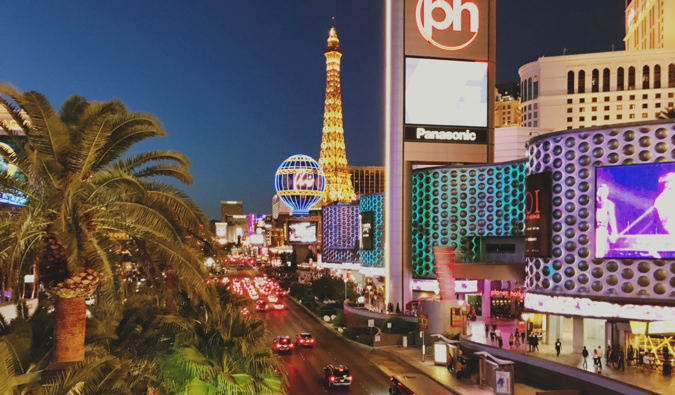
[415,0,479,51]
[524,293,675,322]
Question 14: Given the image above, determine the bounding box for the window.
[656,103,661,108]
[603,68,610,92]
[669,102,674,107]
[670,93,674,98]
[604,115,610,120]
[592,106,597,111]
[528,77,533,101]
[629,104,635,109]
[533,121,538,127]
[655,65,661,88]
[617,95,623,101]
[592,97,598,102]
[656,93,661,99]
[579,117,585,121]
[629,114,636,119]
[580,98,585,103]
[642,113,648,118]
[628,66,635,90]
[567,98,573,104]
[567,71,575,94]
[592,116,597,121]
[567,108,573,113]
[604,96,610,102]
[604,106,610,111]
[669,64,675,88]
[579,107,585,112]
[592,69,599,92]
[578,70,586,93]
[534,103,538,109]
[533,76,539,99]
[617,105,623,110]
[642,65,650,89]
[528,104,532,110]
[617,114,623,120]
[617,67,625,91]
[567,126,573,130]
[642,94,648,99]
[567,117,573,122]
[630,94,635,100]
[523,80,528,102]
[642,103,648,109]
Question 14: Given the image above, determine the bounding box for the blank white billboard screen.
[405,58,488,128]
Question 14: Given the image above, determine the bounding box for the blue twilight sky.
[1,1,624,219]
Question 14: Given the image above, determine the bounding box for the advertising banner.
[418,314,429,329]
[495,370,512,395]
[450,308,462,327]
[359,211,374,250]
[525,171,552,257]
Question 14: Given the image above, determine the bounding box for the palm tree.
[658,107,675,119]
[0,85,215,364]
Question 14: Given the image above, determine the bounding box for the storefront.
[489,281,524,319]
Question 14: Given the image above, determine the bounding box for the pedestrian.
[521,331,526,345]
[498,336,504,348]
[582,346,589,369]
[485,323,490,338]
[593,348,602,373]
[534,335,539,351]
[447,354,454,373]
[514,328,519,339]
[555,339,562,357]
[617,349,625,371]
[490,329,495,343]
[495,328,501,340]
[508,334,514,348]
[597,346,603,369]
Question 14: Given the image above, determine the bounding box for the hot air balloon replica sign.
[274,154,326,216]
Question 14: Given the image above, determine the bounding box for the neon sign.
[524,293,675,322]
[415,0,479,51]
[293,170,315,190]
[490,289,523,299]
[274,154,326,216]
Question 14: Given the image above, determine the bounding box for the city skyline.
[0,1,624,218]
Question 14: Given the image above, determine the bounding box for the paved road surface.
[262,298,393,394]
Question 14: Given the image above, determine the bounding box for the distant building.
[220,200,243,222]
[349,166,385,196]
[494,84,521,128]
[625,0,675,51]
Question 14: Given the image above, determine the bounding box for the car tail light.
[289,343,294,348]
[329,376,335,382]
[309,339,314,343]
[275,344,280,349]
[347,375,352,381]
[299,339,304,343]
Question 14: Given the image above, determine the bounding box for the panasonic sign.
[404,125,487,144]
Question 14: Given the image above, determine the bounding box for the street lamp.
[367,285,372,311]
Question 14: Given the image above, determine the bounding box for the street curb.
[288,296,463,395]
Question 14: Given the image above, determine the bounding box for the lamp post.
[344,278,348,303]
[367,285,372,311]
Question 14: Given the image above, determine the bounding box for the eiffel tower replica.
[319,26,356,205]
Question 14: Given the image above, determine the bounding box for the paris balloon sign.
[274,154,326,216]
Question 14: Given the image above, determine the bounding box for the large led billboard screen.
[288,222,317,244]
[595,163,675,259]
[524,172,552,257]
[405,57,487,128]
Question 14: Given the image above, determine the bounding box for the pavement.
[464,317,674,395]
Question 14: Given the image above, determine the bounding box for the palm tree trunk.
[54,297,87,363]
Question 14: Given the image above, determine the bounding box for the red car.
[296,333,315,347]
[273,336,294,353]
[255,300,268,312]
[273,302,285,311]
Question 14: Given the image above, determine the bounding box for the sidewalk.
[466,317,674,395]
[379,345,541,395]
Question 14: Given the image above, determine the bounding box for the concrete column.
[482,280,491,318]
[546,314,563,345]
[573,316,585,353]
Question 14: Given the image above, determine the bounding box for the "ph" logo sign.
[415,0,479,51]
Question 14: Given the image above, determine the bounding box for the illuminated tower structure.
[319,26,356,205]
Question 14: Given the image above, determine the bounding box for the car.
[255,300,268,312]
[273,336,294,353]
[323,364,352,388]
[241,307,250,316]
[276,289,287,297]
[296,333,315,347]
[273,303,285,311]
[268,294,278,303]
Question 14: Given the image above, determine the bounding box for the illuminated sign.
[405,0,491,61]
[288,222,317,244]
[455,280,478,293]
[359,211,374,250]
[250,234,265,245]
[525,292,675,322]
[450,307,462,327]
[490,289,523,299]
[416,0,479,51]
[0,191,27,206]
[648,321,675,335]
[525,172,552,257]
[274,154,326,216]
[418,314,429,329]
[405,126,487,143]
[629,321,647,335]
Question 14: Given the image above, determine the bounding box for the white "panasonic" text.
[415,127,477,141]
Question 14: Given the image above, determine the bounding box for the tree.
[658,107,675,119]
[0,85,214,364]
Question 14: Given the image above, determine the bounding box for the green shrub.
[290,283,310,299]
[355,334,373,346]
[313,306,337,318]
[380,317,411,334]
[300,295,316,304]
[342,325,372,341]
[332,313,345,327]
